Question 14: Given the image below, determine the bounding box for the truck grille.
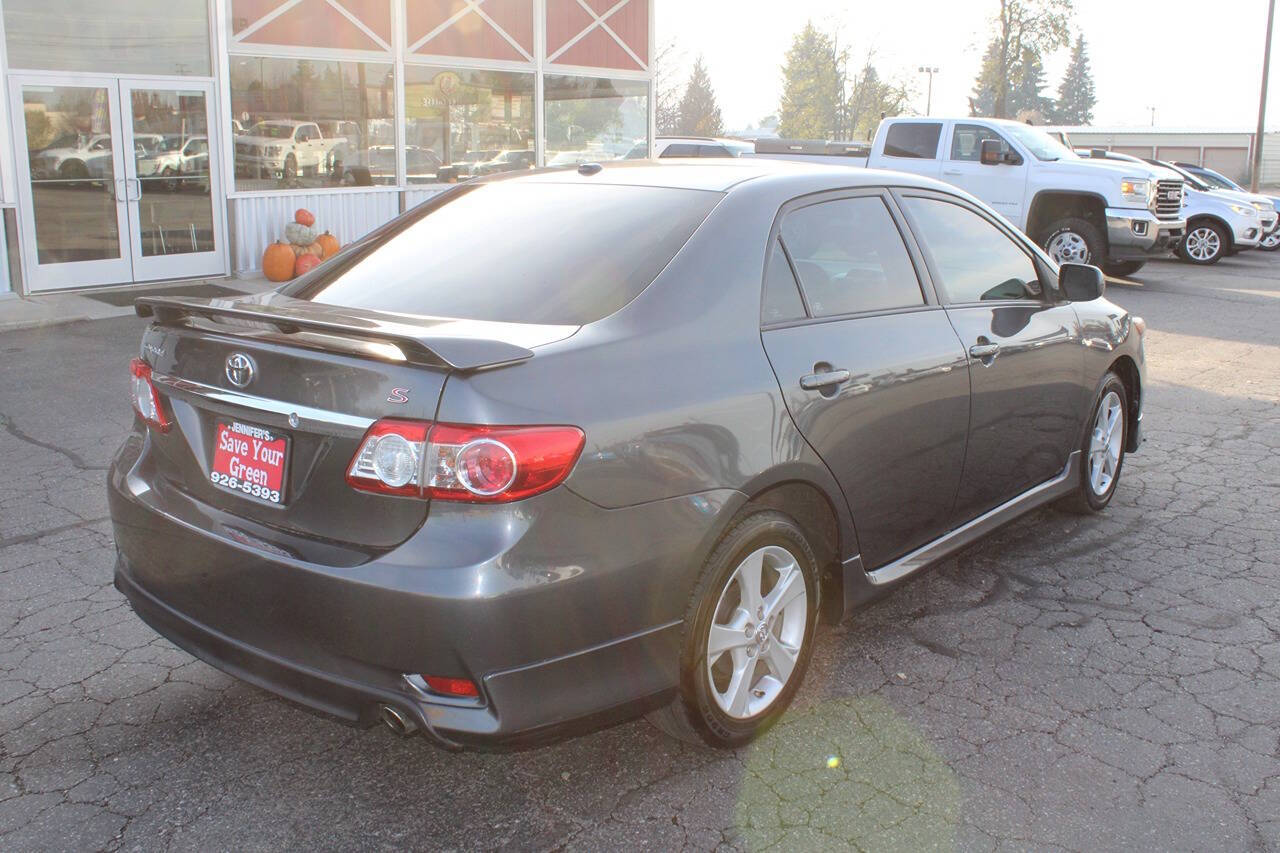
[1154,180,1184,220]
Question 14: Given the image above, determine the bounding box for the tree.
[653,40,685,135]
[972,0,1073,119]
[1053,34,1096,125]
[676,56,724,136]
[846,60,914,139]
[778,22,845,139]
[969,38,1001,117]
[1009,47,1053,121]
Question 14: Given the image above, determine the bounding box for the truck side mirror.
[980,138,1003,166]
[1058,263,1105,301]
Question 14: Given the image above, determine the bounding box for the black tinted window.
[698,145,730,157]
[762,240,805,323]
[780,197,924,317]
[902,197,1042,303]
[285,183,721,325]
[660,143,698,158]
[883,123,942,159]
[951,124,1012,161]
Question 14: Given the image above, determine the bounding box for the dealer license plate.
[210,420,289,505]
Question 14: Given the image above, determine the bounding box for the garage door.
[1203,147,1250,183]
[1113,146,1154,159]
[1157,146,1200,164]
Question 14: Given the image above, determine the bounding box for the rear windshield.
[284,182,721,325]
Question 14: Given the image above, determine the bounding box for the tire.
[1042,218,1105,266]
[58,160,88,187]
[1178,220,1228,265]
[1059,372,1128,515]
[161,166,179,193]
[1101,260,1145,278]
[283,154,298,184]
[1259,230,1280,252]
[646,510,821,748]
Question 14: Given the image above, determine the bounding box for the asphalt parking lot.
[1,253,1278,851]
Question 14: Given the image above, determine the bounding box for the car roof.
[497,159,960,194]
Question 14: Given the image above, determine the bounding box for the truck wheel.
[1178,221,1228,265]
[1101,260,1145,278]
[283,154,298,184]
[1042,218,1104,266]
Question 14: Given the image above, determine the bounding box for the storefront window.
[403,67,535,184]
[4,0,211,76]
[229,57,394,192]
[544,75,648,167]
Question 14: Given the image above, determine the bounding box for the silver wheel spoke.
[764,638,798,684]
[734,550,765,615]
[723,650,755,716]
[762,563,804,617]
[708,620,750,660]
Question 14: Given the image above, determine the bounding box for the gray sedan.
[110,161,1145,749]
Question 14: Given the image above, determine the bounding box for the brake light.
[423,676,479,698]
[347,420,585,502]
[129,358,169,432]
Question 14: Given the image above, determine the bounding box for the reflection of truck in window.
[234,120,348,182]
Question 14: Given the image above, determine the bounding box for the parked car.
[473,149,536,175]
[364,145,443,184]
[1145,159,1272,264]
[138,135,209,192]
[235,120,347,182]
[751,117,1187,277]
[113,161,1145,749]
[1173,162,1280,251]
[30,133,114,182]
[626,136,756,159]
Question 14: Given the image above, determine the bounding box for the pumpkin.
[301,241,323,258]
[285,222,317,246]
[294,253,322,277]
[263,241,296,282]
[294,208,315,227]
[316,231,340,259]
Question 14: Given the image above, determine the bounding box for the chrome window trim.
[151,372,375,434]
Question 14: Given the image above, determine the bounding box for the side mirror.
[1059,263,1105,301]
[980,138,1002,166]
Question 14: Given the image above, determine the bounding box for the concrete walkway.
[0,275,274,333]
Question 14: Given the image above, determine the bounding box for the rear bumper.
[1105,208,1185,259]
[109,434,735,747]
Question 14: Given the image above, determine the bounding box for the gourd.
[285,221,318,245]
[316,231,340,259]
[263,241,296,282]
[294,208,316,227]
[294,253,321,277]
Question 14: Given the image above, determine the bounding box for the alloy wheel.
[1262,230,1280,250]
[705,545,808,719]
[1046,231,1091,264]
[1088,390,1124,496]
[1184,226,1221,261]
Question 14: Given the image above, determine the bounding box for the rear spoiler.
[135,296,535,371]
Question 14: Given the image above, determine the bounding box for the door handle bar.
[127,177,141,202]
[800,369,852,390]
[969,343,1000,359]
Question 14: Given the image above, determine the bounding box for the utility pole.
[1252,0,1276,192]
[1148,106,1156,127]
[919,67,939,116]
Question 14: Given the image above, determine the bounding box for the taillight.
[347,420,585,502]
[129,358,170,432]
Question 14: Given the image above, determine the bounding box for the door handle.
[800,369,851,390]
[942,169,962,177]
[113,178,126,202]
[969,343,1001,360]
[127,178,142,202]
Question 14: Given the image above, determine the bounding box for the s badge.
[387,388,410,404]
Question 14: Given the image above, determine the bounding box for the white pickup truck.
[234,120,348,183]
[753,117,1187,276]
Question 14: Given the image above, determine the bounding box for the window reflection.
[544,75,649,166]
[403,67,534,184]
[230,57,395,191]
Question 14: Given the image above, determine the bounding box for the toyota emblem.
[225,352,256,388]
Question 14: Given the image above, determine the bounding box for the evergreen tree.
[676,56,724,136]
[970,38,1001,117]
[778,22,845,139]
[1009,47,1053,120]
[971,0,1073,118]
[1053,35,1096,124]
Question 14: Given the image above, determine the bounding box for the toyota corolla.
[109,161,1145,749]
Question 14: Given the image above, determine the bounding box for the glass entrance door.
[11,77,132,290]
[11,75,226,292]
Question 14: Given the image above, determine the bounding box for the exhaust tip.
[379,704,418,736]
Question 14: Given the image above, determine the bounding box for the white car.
[30,133,114,181]
[1149,160,1272,264]
[626,136,754,159]
[138,136,208,190]
[235,120,347,182]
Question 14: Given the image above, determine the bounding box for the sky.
[655,0,1280,132]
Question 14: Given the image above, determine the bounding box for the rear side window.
[698,145,730,157]
[883,123,942,159]
[284,183,721,325]
[901,196,1042,303]
[762,240,806,323]
[780,196,924,317]
[660,143,699,158]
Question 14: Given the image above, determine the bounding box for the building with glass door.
[0,0,654,296]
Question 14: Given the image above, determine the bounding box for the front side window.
[902,197,1042,303]
[229,57,394,191]
[284,183,721,325]
[883,123,942,159]
[780,197,924,317]
[404,66,534,185]
[951,125,1013,162]
[545,75,648,166]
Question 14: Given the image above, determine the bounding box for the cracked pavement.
[1,254,1278,851]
